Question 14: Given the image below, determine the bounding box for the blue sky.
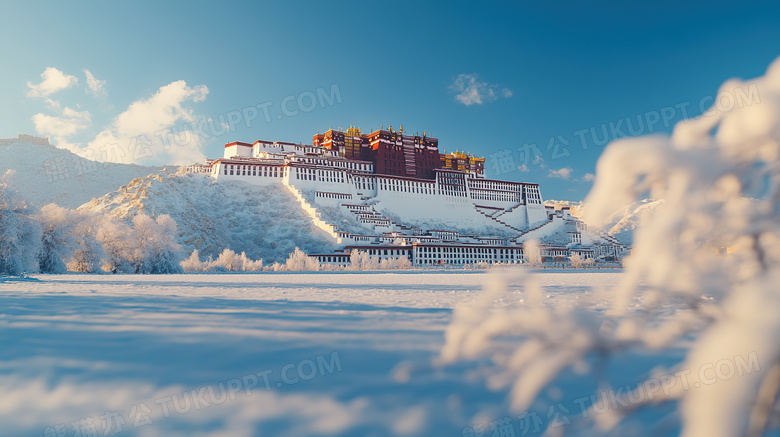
[2,1,779,200]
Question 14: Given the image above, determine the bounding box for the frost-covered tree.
[37,205,106,273]
[568,253,585,269]
[130,214,184,274]
[568,254,594,269]
[441,56,780,436]
[96,213,183,274]
[96,215,134,273]
[67,210,105,273]
[283,247,320,271]
[348,250,377,271]
[0,171,41,275]
[37,204,78,273]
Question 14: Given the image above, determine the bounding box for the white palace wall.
[211,159,549,236]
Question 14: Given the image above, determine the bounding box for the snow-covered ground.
[1,270,646,437]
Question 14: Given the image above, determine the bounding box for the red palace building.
[312,125,485,180]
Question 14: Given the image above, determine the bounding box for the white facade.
[194,137,625,265]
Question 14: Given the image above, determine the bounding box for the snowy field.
[0,270,657,437]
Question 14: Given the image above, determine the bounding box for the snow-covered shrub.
[212,248,244,271]
[283,247,320,271]
[569,254,594,268]
[441,56,780,436]
[180,248,263,272]
[348,250,379,271]
[240,253,264,271]
[378,255,412,270]
[180,249,210,272]
[522,240,542,266]
[213,248,263,271]
[0,171,41,275]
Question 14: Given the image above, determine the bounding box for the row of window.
[524,186,542,204]
[469,180,519,192]
[414,246,523,265]
[440,173,468,198]
[317,169,345,184]
[253,143,322,155]
[291,157,372,172]
[594,245,618,255]
[378,178,435,195]
[295,168,317,181]
[471,191,520,202]
[223,164,284,178]
[360,218,391,225]
[416,246,522,255]
[221,163,531,203]
[317,256,350,264]
[353,176,375,191]
[316,191,352,200]
[417,252,521,259]
[359,249,412,257]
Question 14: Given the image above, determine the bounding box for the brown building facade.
[313,125,484,180]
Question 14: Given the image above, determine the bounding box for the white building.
[191,133,625,266]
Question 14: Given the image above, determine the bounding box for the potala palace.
[189,125,625,266]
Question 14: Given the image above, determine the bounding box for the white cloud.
[31,106,91,147]
[27,67,78,98]
[83,70,106,97]
[583,173,596,182]
[547,167,573,180]
[450,73,512,106]
[517,164,530,172]
[85,80,209,165]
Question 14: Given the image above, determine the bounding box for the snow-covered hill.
[0,137,160,208]
[80,172,335,263]
[545,198,662,246]
[601,198,663,245]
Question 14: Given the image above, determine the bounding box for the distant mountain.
[543,199,584,216]
[0,135,160,208]
[601,198,663,246]
[80,172,335,263]
[545,198,662,246]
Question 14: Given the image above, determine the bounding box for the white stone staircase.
[517,217,561,241]
[493,202,524,220]
[285,186,342,243]
[472,204,524,233]
[341,203,395,232]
